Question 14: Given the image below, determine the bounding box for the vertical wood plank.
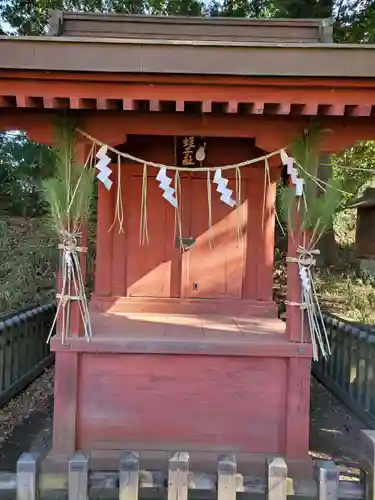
[95,181,114,297]
[180,177,192,299]
[218,455,237,500]
[169,175,188,299]
[257,178,276,301]
[243,175,261,300]
[112,163,128,297]
[119,452,139,500]
[4,326,11,390]
[168,452,189,500]
[0,328,4,393]
[314,460,339,500]
[284,357,311,459]
[68,452,89,500]
[52,351,79,454]
[267,456,287,500]
[17,452,38,500]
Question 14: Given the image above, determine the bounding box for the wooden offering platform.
[51,306,312,460]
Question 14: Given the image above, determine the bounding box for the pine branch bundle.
[280,123,343,246]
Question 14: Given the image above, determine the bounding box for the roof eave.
[1,37,375,78]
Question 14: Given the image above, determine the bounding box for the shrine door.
[181,177,246,299]
[126,175,246,300]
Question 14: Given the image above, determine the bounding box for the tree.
[335,0,375,43]
[1,0,146,35]
[273,0,333,18]
[0,132,55,216]
[0,0,206,35]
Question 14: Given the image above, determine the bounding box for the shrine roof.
[0,11,375,78]
[1,12,375,125]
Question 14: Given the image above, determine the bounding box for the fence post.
[68,451,89,500]
[314,460,339,500]
[17,452,39,500]
[360,430,375,500]
[168,452,189,500]
[119,452,139,500]
[218,455,237,500]
[267,457,287,500]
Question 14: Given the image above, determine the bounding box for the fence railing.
[0,304,55,407]
[313,312,375,429]
[0,446,368,500]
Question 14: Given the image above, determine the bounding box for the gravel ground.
[0,369,367,472]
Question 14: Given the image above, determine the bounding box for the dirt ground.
[0,369,367,471]
[309,377,364,466]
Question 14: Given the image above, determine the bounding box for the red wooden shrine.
[1,11,375,475]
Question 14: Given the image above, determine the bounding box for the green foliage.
[0,217,57,313]
[279,125,343,244]
[334,0,375,43]
[333,141,375,203]
[42,119,94,235]
[315,266,375,323]
[0,132,55,217]
[273,0,333,18]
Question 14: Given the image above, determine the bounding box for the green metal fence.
[313,312,375,428]
[0,304,55,407]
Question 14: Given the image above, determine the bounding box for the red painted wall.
[77,352,286,452]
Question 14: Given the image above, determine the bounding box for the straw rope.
[47,232,92,344]
[139,163,149,245]
[286,247,331,361]
[173,170,183,249]
[207,170,213,249]
[77,128,283,172]
[109,155,125,233]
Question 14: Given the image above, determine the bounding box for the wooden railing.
[313,312,375,428]
[0,304,55,407]
[2,440,375,500]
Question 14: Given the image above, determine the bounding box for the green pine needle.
[280,123,344,243]
[42,118,94,236]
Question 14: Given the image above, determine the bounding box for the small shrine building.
[1,11,375,474]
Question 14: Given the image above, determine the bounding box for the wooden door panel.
[126,175,181,297]
[184,178,246,299]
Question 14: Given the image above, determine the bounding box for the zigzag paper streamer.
[280,149,304,197]
[95,145,113,190]
[213,169,236,207]
[156,167,178,208]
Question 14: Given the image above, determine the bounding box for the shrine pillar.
[285,207,312,459]
[52,139,90,454]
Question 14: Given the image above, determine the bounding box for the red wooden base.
[51,332,312,461]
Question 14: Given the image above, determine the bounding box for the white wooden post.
[68,451,89,500]
[361,430,375,500]
[314,460,339,500]
[267,457,287,500]
[218,455,237,500]
[168,452,189,500]
[119,452,139,500]
[17,452,39,500]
